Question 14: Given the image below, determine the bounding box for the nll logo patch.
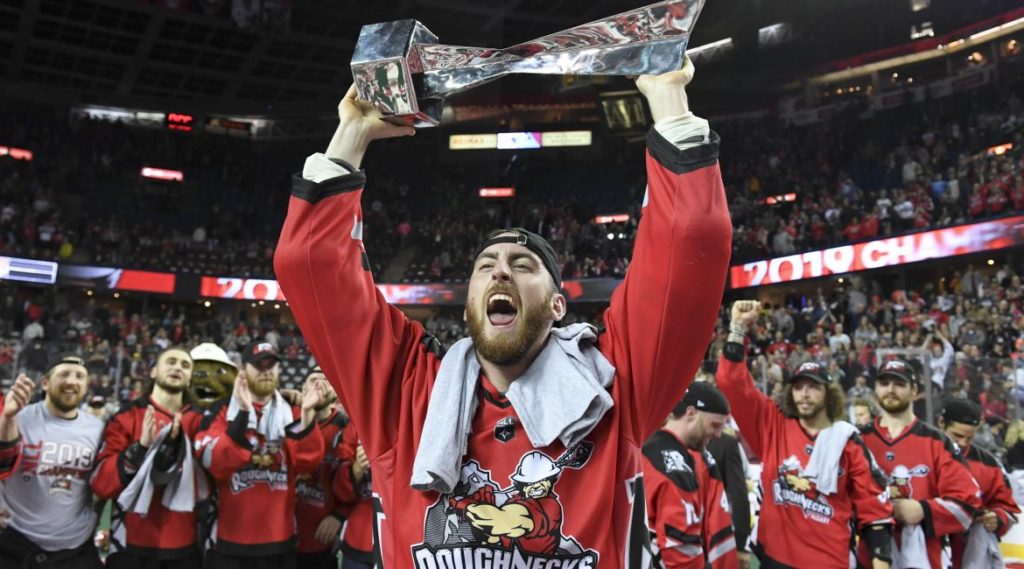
[494,416,516,443]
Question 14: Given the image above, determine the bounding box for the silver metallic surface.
[351,0,706,127]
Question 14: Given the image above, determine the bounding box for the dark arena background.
[1,0,1024,567]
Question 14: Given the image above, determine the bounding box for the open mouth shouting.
[486,292,518,328]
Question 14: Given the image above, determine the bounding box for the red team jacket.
[194,397,325,556]
[716,352,894,569]
[90,397,204,557]
[335,424,374,564]
[295,410,349,554]
[858,418,982,568]
[274,128,733,569]
[949,443,1020,569]
[642,430,737,569]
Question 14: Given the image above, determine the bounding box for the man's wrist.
[325,120,372,169]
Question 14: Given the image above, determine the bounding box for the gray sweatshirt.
[2,402,104,551]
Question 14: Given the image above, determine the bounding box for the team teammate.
[195,341,329,569]
[274,57,733,568]
[717,301,894,569]
[295,367,350,569]
[939,399,1019,568]
[858,359,982,567]
[0,358,105,568]
[642,382,737,568]
[91,346,205,569]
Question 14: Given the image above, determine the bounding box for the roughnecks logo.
[230,467,288,493]
[772,455,835,524]
[412,443,599,569]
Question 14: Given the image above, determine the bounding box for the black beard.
[879,397,911,414]
[467,294,550,366]
[796,400,826,420]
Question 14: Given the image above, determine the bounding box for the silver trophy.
[351,0,706,127]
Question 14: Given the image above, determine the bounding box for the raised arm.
[715,302,781,457]
[602,59,733,443]
[274,86,434,458]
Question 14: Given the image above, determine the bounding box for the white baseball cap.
[190,343,237,369]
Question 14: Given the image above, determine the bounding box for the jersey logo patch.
[414,442,599,569]
[771,455,835,524]
[887,464,930,499]
[661,450,692,474]
[494,417,516,444]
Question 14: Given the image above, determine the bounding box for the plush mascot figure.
[188,342,238,409]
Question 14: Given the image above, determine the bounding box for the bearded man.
[274,58,733,569]
[859,359,982,568]
[194,341,329,569]
[716,301,894,569]
[0,357,105,568]
[91,346,206,568]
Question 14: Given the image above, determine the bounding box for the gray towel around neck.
[411,322,615,494]
[117,424,207,515]
[803,421,858,495]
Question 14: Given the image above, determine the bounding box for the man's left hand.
[635,57,694,123]
[979,510,1000,533]
[892,499,925,525]
[315,515,342,545]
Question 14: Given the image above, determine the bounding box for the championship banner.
[729,215,1024,289]
[200,276,621,305]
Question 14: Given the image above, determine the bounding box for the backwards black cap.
[673,382,731,416]
[942,398,982,427]
[475,228,561,290]
[48,354,86,371]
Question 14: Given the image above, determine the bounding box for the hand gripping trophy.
[351,0,707,127]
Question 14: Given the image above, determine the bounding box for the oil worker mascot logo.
[414,442,599,569]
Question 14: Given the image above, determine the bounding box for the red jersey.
[295,410,349,554]
[335,424,374,564]
[642,430,737,569]
[274,131,733,569]
[858,418,982,567]
[90,396,204,558]
[194,396,325,557]
[949,443,1020,569]
[715,352,893,569]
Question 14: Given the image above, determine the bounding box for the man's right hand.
[730,300,761,330]
[139,405,158,448]
[325,85,416,169]
[233,373,253,412]
[2,374,34,419]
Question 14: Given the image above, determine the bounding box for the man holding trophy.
[275,2,732,567]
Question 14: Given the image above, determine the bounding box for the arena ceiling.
[0,0,1008,115]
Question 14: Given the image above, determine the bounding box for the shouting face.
[466,238,565,366]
